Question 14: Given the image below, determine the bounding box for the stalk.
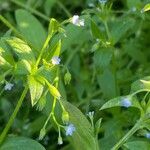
[0,85,28,145]
[111,118,143,150]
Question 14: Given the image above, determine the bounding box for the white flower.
[65,124,76,136]
[51,56,61,65]
[4,82,14,91]
[98,0,107,4]
[87,111,94,117]
[121,98,132,108]
[72,15,84,26]
[88,3,95,8]
[145,133,150,139]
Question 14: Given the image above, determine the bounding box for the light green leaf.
[28,75,44,106]
[0,39,15,66]
[131,76,150,93]
[48,18,59,36]
[15,60,31,75]
[141,3,150,12]
[6,37,35,64]
[0,136,46,150]
[100,95,141,111]
[15,9,47,50]
[62,101,98,150]
[124,141,150,150]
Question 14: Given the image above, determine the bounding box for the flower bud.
[62,110,69,124]
[58,136,63,145]
[64,71,71,85]
[39,128,46,140]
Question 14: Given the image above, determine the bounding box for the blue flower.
[51,56,61,65]
[121,98,132,108]
[145,133,150,139]
[4,82,14,91]
[98,0,107,4]
[65,124,76,136]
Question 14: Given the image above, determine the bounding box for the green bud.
[64,71,71,85]
[62,110,69,124]
[58,136,63,145]
[39,128,46,140]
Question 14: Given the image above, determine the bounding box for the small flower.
[121,98,132,108]
[72,15,84,26]
[65,124,76,136]
[4,82,14,91]
[98,0,107,4]
[51,56,61,65]
[88,3,95,8]
[145,133,150,139]
[87,111,94,117]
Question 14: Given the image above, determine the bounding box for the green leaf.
[0,39,15,66]
[100,95,141,110]
[0,136,46,150]
[141,3,150,12]
[48,18,60,36]
[6,37,35,64]
[123,141,150,150]
[94,48,112,69]
[62,101,98,150]
[28,75,44,106]
[131,76,150,93]
[91,20,105,40]
[15,9,47,50]
[45,40,61,61]
[15,60,31,75]
[110,18,135,44]
[97,69,118,99]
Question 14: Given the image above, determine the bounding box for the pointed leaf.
[0,136,46,150]
[100,95,141,111]
[28,75,44,106]
[62,101,98,150]
[15,9,47,50]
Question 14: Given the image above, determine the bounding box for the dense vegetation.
[0,0,150,150]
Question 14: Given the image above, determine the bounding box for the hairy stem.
[111,118,143,150]
[0,85,28,145]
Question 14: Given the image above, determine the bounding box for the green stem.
[104,21,111,40]
[10,0,50,21]
[35,34,52,67]
[0,85,28,145]
[111,118,143,150]
[0,15,20,36]
[56,0,71,18]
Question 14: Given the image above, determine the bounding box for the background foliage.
[0,0,150,150]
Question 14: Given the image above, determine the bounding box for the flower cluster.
[4,82,14,91]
